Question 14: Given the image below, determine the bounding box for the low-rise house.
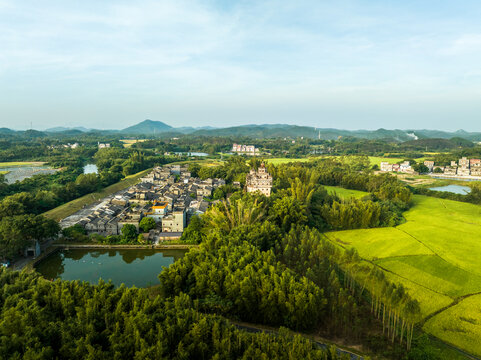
[424,161,435,172]
[458,167,471,176]
[444,166,457,175]
[471,168,481,176]
[459,157,470,168]
[144,201,169,223]
[162,209,186,232]
[399,161,412,173]
[380,162,393,172]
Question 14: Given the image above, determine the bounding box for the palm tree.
[206,198,266,233]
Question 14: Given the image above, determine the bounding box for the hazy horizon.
[2,1,481,131]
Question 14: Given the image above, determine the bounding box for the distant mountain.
[0,127,15,135]
[121,120,173,134]
[46,126,91,132]
[2,121,481,142]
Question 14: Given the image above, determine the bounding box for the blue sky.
[1,0,481,131]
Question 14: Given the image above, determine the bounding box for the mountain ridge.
[3,120,481,141]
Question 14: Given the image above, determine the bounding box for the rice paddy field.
[264,157,319,165]
[323,185,369,199]
[324,194,481,356]
[120,139,150,148]
[0,161,45,167]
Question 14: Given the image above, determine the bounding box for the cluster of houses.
[380,157,481,177]
[75,165,225,241]
[48,143,80,149]
[98,142,111,149]
[380,161,417,174]
[434,157,481,177]
[231,144,260,156]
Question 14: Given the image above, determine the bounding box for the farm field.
[367,156,404,166]
[323,185,369,199]
[44,168,151,221]
[325,194,481,356]
[0,161,45,167]
[171,159,224,167]
[264,157,319,165]
[120,139,149,147]
[424,294,481,356]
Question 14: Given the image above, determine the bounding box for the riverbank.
[53,243,197,250]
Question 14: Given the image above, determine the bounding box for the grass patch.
[44,169,152,221]
[424,294,481,357]
[323,185,369,199]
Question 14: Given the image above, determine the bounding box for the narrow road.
[230,321,364,360]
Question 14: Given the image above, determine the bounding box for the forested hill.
[3,120,481,141]
[121,119,173,134]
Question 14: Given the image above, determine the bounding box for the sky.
[1,0,481,131]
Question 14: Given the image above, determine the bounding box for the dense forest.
[0,270,349,359]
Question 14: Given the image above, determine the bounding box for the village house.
[162,208,186,232]
[232,143,259,156]
[246,163,273,197]
[380,162,393,172]
[423,161,434,172]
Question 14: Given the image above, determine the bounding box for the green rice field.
[0,161,45,167]
[264,157,318,165]
[424,294,481,356]
[325,194,481,356]
[323,185,369,199]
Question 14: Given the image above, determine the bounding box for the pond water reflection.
[36,248,186,287]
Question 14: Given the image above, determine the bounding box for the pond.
[35,248,186,287]
[83,163,98,174]
[429,184,471,195]
[0,164,59,184]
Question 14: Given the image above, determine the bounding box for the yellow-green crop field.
[323,185,369,200]
[325,194,481,356]
[264,157,320,165]
[0,161,45,167]
[120,139,150,148]
[424,294,481,356]
[367,156,404,166]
